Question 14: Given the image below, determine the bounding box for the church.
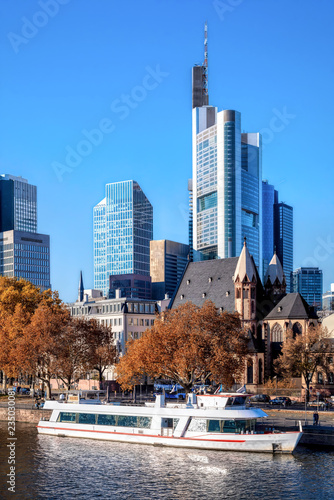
[170,239,319,390]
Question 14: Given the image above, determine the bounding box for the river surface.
[1,422,334,500]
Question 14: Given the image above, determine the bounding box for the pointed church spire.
[233,238,257,283]
[265,252,285,286]
[78,271,84,302]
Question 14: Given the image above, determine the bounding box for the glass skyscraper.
[274,194,293,291]
[192,104,262,275]
[94,180,153,296]
[292,267,323,311]
[0,174,37,233]
[262,181,275,281]
[0,174,50,290]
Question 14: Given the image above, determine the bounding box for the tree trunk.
[2,372,7,394]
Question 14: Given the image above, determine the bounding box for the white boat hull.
[37,422,302,454]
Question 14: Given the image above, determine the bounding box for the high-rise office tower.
[291,267,323,311]
[94,180,153,296]
[262,180,275,280]
[323,284,334,313]
[191,25,262,275]
[192,21,209,109]
[0,174,37,232]
[0,174,50,290]
[150,240,189,299]
[274,191,293,291]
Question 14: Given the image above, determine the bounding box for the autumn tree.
[274,325,332,401]
[0,276,61,390]
[81,318,118,386]
[117,301,248,393]
[23,302,71,398]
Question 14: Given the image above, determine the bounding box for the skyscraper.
[150,240,189,299]
[94,180,153,296]
[191,26,262,275]
[0,174,50,290]
[0,174,37,232]
[274,192,293,291]
[262,180,275,280]
[291,267,323,311]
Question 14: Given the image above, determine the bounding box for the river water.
[1,422,334,500]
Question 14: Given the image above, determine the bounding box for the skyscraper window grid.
[94,180,153,296]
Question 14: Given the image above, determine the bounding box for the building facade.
[191,31,262,276]
[274,194,293,292]
[323,284,334,314]
[0,174,50,290]
[109,273,151,300]
[262,181,275,281]
[292,267,323,311]
[93,180,153,296]
[150,240,189,299]
[170,241,319,389]
[0,174,37,233]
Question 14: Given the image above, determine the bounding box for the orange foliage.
[117,301,248,392]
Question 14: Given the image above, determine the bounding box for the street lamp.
[273,376,277,396]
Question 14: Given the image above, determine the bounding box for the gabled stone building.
[170,240,319,390]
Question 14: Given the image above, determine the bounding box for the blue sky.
[0,0,333,302]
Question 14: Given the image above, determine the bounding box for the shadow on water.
[1,423,334,500]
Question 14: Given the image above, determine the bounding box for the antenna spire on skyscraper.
[204,21,208,68]
[202,21,208,101]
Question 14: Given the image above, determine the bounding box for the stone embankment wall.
[0,407,51,423]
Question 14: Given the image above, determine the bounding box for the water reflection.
[1,423,334,500]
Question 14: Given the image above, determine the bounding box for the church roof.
[170,257,239,311]
[265,252,285,285]
[233,240,257,283]
[265,293,318,320]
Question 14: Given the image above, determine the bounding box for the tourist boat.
[37,392,302,453]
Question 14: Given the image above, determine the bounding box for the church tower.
[233,239,257,331]
[78,271,84,302]
[264,251,286,296]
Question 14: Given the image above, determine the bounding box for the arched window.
[293,322,303,338]
[247,359,253,384]
[328,372,334,384]
[258,359,263,385]
[318,372,323,384]
[257,324,262,341]
[271,323,283,342]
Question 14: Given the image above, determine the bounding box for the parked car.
[269,397,292,406]
[307,400,326,408]
[20,388,30,395]
[249,394,271,403]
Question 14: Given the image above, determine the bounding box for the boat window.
[235,419,256,433]
[226,396,246,407]
[57,412,76,423]
[173,418,180,430]
[187,418,207,433]
[118,415,139,427]
[97,414,117,426]
[221,420,236,432]
[138,417,152,428]
[78,413,96,425]
[207,419,221,432]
